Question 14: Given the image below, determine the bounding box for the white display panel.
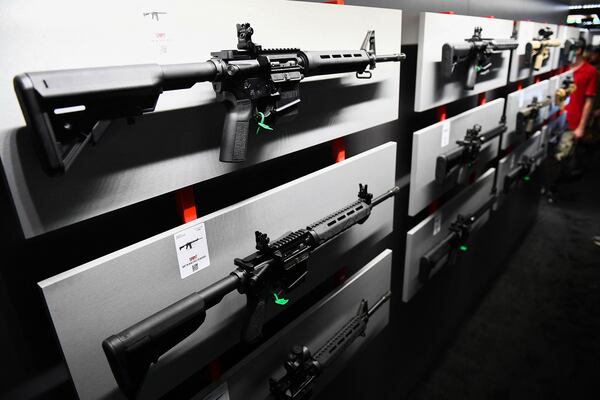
[414,12,514,112]
[0,0,403,238]
[403,168,496,302]
[38,143,397,400]
[503,79,550,150]
[509,21,559,82]
[408,99,504,216]
[194,249,393,400]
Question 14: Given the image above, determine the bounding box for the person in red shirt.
[544,38,596,203]
[566,38,597,139]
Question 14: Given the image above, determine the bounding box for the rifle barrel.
[371,186,400,207]
[479,124,507,143]
[367,291,392,317]
[375,53,406,63]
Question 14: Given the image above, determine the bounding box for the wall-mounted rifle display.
[503,150,544,194]
[554,76,576,110]
[441,27,518,90]
[14,23,405,173]
[269,291,391,400]
[516,96,552,136]
[435,122,506,185]
[418,195,496,284]
[101,184,399,399]
[524,27,561,71]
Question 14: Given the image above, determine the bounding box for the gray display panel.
[495,131,542,207]
[414,12,513,112]
[0,0,402,238]
[403,168,496,302]
[38,143,397,400]
[503,80,550,150]
[509,21,559,82]
[408,98,504,216]
[194,249,393,400]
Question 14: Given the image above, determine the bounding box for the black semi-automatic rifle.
[502,151,544,194]
[516,96,552,136]
[441,27,518,90]
[561,38,577,66]
[435,122,506,185]
[102,184,399,399]
[179,238,199,251]
[268,291,391,400]
[14,23,405,173]
[418,195,496,283]
[554,76,576,110]
[524,27,561,71]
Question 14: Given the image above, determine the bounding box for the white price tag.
[433,214,442,236]
[441,122,450,147]
[174,223,210,279]
[201,383,230,400]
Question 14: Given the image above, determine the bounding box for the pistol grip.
[533,52,544,70]
[219,99,253,163]
[441,44,455,78]
[242,295,266,343]
[465,58,478,90]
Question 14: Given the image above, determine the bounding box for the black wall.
[0,1,569,399]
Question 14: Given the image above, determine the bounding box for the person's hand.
[573,126,585,139]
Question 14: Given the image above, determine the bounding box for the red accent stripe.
[428,200,438,215]
[325,0,344,3]
[478,93,486,105]
[175,186,197,223]
[440,11,455,14]
[208,359,221,381]
[437,105,447,121]
[331,137,346,163]
[336,266,348,284]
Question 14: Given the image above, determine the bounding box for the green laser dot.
[273,293,289,306]
[459,245,468,252]
[523,176,530,181]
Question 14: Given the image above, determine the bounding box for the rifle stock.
[102,274,240,399]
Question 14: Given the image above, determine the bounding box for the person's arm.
[574,97,594,138]
[575,66,599,138]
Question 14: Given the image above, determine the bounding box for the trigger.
[256,112,274,134]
